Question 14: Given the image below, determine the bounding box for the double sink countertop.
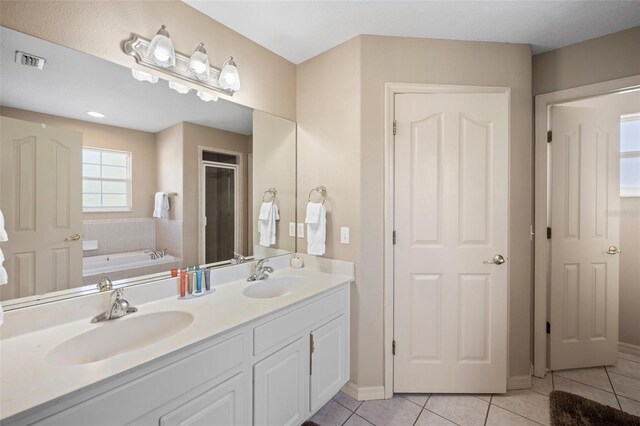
[0,254,354,421]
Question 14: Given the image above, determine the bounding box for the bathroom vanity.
[0,256,353,426]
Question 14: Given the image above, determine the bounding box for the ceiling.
[184,0,640,64]
[0,27,253,135]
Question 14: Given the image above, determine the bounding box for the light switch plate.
[340,227,350,244]
[297,223,305,238]
[289,222,296,237]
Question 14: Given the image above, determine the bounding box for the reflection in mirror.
[0,27,296,306]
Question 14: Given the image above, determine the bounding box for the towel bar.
[262,188,277,202]
[308,186,327,205]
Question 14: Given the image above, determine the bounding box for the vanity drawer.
[253,288,345,356]
[39,333,245,426]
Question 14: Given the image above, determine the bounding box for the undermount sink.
[243,276,310,299]
[45,311,194,366]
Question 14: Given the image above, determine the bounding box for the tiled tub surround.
[82,251,182,285]
[0,254,354,423]
[154,219,183,259]
[82,219,156,257]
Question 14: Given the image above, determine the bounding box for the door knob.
[65,233,81,242]
[484,254,506,265]
[606,245,621,255]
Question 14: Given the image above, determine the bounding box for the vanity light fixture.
[218,57,241,92]
[87,111,105,118]
[123,29,240,96]
[168,81,191,94]
[188,43,210,81]
[147,25,175,68]
[197,90,218,102]
[131,69,158,83]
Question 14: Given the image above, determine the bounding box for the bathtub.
[82,251,182,285]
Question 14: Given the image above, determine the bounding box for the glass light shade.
[168,81,191,94]
[218,56,241,92]
[147,25,175,68]
[188,43,211,81]
[197,90,218,102]
[131,69,158,83]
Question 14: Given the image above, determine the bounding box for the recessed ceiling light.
[87,111,105,118]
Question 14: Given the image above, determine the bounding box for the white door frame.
[383,83,511,399]
[198,145,245,265]
[533,75,640,378]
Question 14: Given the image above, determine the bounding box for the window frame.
[82,147,133,213]
[620,114,640,198]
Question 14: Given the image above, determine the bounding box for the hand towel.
[0,209,7,242]
[0,248,6,327]
[153,192,170,219]
[305,202,326,256]
[258,202,279,247]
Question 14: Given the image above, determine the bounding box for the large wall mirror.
[0,27,297,307]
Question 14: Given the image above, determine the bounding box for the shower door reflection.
[203,161,238,264]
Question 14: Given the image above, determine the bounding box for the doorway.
[385,84,511,395]
[533,75,640,377]
[199,148,242,265]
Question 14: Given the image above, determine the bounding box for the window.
[621,115,640,197]
[82,147,132,211]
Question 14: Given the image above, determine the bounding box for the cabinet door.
[254,337,309,426]
[159,373,247,426]
[310,315,347,412]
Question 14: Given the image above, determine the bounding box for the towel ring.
[308,186,327,205]
[262,188,277,202]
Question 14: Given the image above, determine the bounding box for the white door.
[394,92,509,393]
[310,316,347,412]
[0,116,83,300]
[253,337,309,426]
[549,106,621,370]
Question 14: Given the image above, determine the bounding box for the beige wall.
[297,35,533,389]
[182,122,252,267]
[620,197,640,347]
[253,110,297,254]
[533,26,640,95]
[156,123,184,221]
[0,106,157,221]
[0,0,296,121]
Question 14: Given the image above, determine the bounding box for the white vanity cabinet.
[4,283,350,426]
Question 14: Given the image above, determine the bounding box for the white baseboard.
[619,342,640,357]
[507,375,532,390]
[341,381,386,401]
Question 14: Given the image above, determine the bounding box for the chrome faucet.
[247,258,275,282]
[96,273,113,292]
[90,288,138,323]
[145,249,167,259]
[230,252,247,265]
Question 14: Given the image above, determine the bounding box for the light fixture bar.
[123,34,235,96]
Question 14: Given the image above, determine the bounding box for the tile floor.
[311,352,640,426]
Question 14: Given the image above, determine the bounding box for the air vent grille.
[15,51,46,70]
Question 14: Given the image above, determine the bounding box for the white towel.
[258,202,279,247]
[0,209,7,242]
[305,202,326,256]
[153,192,170,219]
[0,248,5,327]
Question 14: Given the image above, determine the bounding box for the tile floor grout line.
[423,408,462,426]
[398,394,429,409]
[423,394,431,408]
[604,366,623,411]
[412,408,423,426]
[489,402,546,426]
[333,396,361,413]
[606,365,640,382]
[554,372,617,395]
[483,395,492,426]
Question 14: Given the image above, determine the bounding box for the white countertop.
[0,261,353,420]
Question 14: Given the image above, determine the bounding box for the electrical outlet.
[297,223,305,238]
[340,227,350,244]
[289,222,296,237]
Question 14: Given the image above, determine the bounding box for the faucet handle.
[256,258,269,269]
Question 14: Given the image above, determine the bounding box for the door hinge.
[547,130,552,143]
[547,227,552,239]
[546,322,551,334]
[392,340,396,355]
[393,120,397,136]
[393,230,397,245]
[310,333,314,375]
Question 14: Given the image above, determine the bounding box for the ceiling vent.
[15,51,46,70]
